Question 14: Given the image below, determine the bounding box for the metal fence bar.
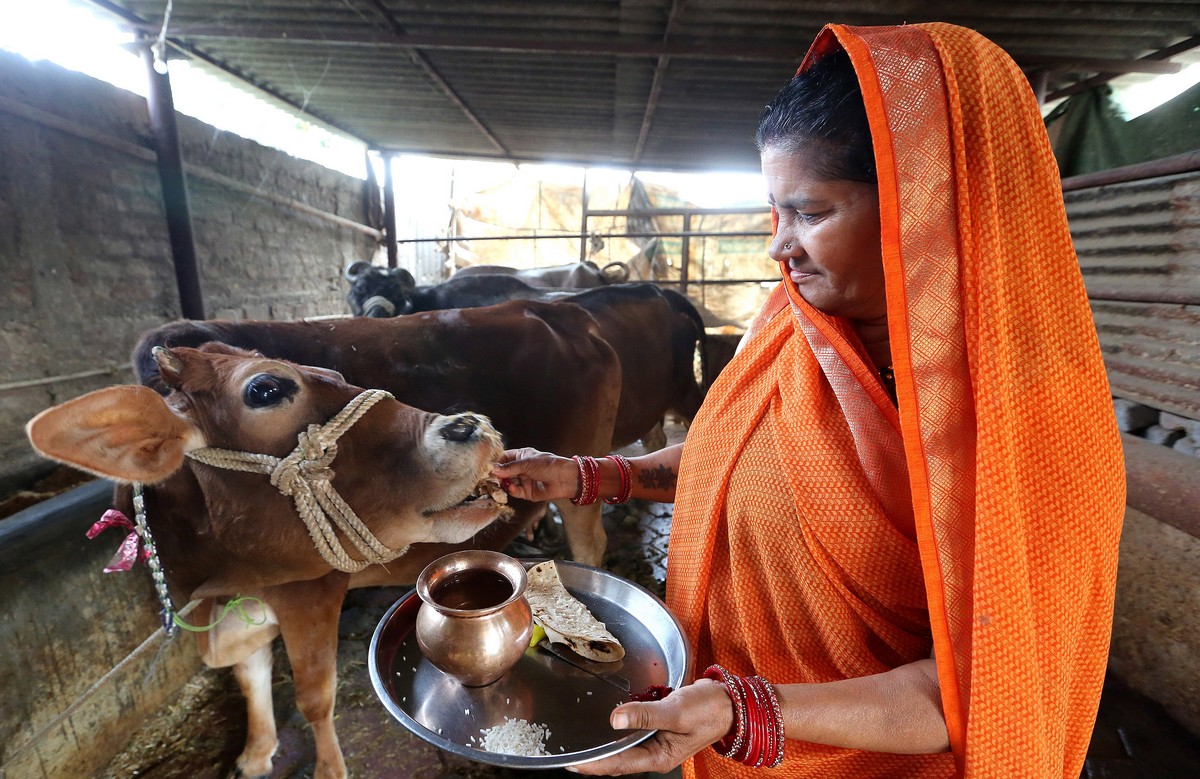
[399,230,770,244]
[585,207,770,217]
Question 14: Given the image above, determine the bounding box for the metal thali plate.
[368,560,692,769]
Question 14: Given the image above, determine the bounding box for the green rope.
[170,595,268,633]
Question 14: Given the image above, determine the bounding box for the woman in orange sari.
[496,22,1124,778]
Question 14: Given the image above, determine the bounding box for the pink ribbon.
[87,509,149,573]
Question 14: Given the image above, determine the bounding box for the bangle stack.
[702,664,785,768]
[603,454,633,504]
[570,455,600,505]
[571,454,634,505]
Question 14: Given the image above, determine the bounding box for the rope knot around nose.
[270,426,337,496]
[184,389,409,573]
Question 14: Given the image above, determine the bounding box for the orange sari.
[667,23,1125,779]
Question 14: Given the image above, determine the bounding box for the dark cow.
[29,302,624,779]
[451,259,630,287]
[343,266,708,448]
[344,264,543,317]
[344,261,628,317]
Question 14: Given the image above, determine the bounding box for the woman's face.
[762,145,886,321]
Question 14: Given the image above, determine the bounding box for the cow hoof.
[229,768,270,779]
[230,751,275,779]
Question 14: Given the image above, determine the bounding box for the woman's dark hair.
[754,49,876,183]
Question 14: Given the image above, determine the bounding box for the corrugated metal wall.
[1066,170,1200,420]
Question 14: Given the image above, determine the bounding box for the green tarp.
[1045,81,1200,177]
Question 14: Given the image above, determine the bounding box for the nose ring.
[783,242,792,250]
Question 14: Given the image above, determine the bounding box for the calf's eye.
[243,374,298,408]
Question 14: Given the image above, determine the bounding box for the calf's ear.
[26,385,198,484]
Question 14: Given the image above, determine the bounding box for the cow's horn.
[152,346,184,378]
[344,260,372,280]
[601,261,630,282]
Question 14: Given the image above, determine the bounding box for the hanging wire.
[150,0,174,74]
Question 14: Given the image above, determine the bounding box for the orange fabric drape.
[666,23,1124,779]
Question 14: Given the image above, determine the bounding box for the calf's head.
[345,261,415,317]
[26,344,511,573]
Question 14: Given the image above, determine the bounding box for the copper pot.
[415,550,533,687]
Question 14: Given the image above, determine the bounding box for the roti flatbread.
[525,561,624,662]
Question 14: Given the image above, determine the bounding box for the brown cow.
[27,301,624,779]
[339,276,706,450]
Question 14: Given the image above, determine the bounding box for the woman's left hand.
[568,679,733,776]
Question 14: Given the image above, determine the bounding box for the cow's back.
[561,284,705,446]
[133,301,620,457]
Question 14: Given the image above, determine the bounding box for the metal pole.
[579,168,589,263]
[679,212,692,294]
[383,151,398,268]
[1060,150,1200,192]
[141,40,204,320]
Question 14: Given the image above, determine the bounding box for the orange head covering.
[667,23,1125,779]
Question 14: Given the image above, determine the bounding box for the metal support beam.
[364,149,384,233]
[358,0,509,157]
[382,152,398,268]
[1060,149,1200,191]
[1047,35,1200,101]
[579,169,590,263]
[140,40,204,320]
[679,212,692,294]
[633,0,688,165]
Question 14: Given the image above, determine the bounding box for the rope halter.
[185,388,408,573]
[361,295,397,316]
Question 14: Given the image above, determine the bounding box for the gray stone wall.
[0,52,377,488]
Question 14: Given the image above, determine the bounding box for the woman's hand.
[568,680,733,776]
[492,448,579,503]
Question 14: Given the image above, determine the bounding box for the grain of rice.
[478,717,551,756]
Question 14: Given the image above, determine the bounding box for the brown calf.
[28,301,624,779]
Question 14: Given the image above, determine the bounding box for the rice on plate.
[478,717,552,756]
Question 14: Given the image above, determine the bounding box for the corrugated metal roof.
[90,0,1199,170]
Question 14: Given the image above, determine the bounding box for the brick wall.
[0,52,378,488]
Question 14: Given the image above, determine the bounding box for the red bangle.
[702,666,785,768]
[702,665,746,759]
[755,676,786,768]
[570,455,600,505]
[603,454,633,504]
[744,672,763,763]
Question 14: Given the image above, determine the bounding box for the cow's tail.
[662,288,708,395]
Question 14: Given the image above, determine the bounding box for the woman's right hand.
[492,448,579,503]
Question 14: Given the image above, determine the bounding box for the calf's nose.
[440,415,479,442]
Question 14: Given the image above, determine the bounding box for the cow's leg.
[641,421,668,452]
[524,501,550,541]
[192,598,281,779]
[554,500,607,567]
[230,642,278,778]
[267,574,352,779]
